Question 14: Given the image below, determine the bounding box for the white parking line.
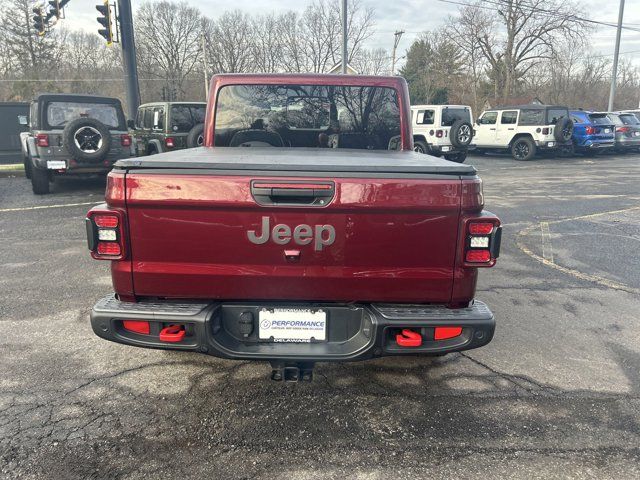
[540,222,554,264]
[0,201,101,213]
[517,206,640,295]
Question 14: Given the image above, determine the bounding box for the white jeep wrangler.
[474,105,574,161]
[411,105,474,163]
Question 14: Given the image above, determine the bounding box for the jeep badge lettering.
[247,216,335,251]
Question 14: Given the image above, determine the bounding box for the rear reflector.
[465,249,491,263]
[93,215,119,228]
[97,242,121,256]
[469,222,493,235]
[36,133,49,147]
[434,326,462,340]
[123,320,150,335]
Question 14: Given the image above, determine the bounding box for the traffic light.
[32,6,46,37]
[49,0,70,18]
[48,0,61,18]
[96,1,114,45]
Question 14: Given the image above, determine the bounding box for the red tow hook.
[396,329,422,347]
[159,325,185,343]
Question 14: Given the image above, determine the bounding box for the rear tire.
[31,167,50,195]
[511,137,536,161]
[186,124,205,148]
[414,140,429,154]
[24,155,32,179]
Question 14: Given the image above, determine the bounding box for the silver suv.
[22,94,134,194]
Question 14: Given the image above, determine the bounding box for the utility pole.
[202,29,209,100]
[341,0,348,74]
[391,30,404,75]
[608,0,625,112]
[118,0,141,120]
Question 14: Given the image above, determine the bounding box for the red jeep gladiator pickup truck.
[87,74,501,381]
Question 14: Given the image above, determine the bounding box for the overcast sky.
[62,0,640,65]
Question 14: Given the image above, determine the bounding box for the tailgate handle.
[251,181,335,206]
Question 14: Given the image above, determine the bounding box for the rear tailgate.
[120,149,474,303]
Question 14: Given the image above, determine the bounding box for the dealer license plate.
[47,160,66,170]
[604,129,611,133]
[259,308,327,342]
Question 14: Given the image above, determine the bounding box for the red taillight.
[618,126,630,133]
[434,326,462,340]
[123,320,150,335]
[166,137,175,148]
[87,208,126,260]
[93,215,119,228]
[585,126,595,135]
[121,134,132,147]
[97,242,121,256]
[463,215,500,267]
[36,133,49,147]
[469,222,493,235]
[435,130,443,138]
[465,249,491,263]
[542,127,550,135]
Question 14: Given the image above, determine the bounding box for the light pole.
[118,0,141,119]
[608,0,625,112]
[341,0,348,74]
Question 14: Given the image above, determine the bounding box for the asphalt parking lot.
[1,153,640,479]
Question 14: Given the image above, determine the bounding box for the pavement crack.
[459,352,560,395]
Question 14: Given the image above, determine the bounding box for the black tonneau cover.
[115,147,477,176]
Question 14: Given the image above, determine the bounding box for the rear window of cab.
[214,84,401,150]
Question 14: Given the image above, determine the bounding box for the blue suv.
[569,111,615,155]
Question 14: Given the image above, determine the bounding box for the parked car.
[86,74,501,382]
[474,104,574,161]
[605,112,640,152]
[569,110,615,155]
[131,101,206,156]
[411,104,474,162]
[620,110,640,123]
[22,94,134,194]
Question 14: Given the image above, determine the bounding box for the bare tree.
[204,10,254,74]
[251,14,285,73]
[445,5,491,113]
[0,0,63,99]
[135,1,202,99]
[462,0,589,98]
[278,0,375,73]
[352,48,391,75]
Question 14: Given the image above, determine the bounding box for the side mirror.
[18,115,28,126]
[127,119,135,130]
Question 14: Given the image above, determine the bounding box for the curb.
[0,164,25,178]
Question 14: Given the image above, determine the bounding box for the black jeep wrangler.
[23,94,134,194]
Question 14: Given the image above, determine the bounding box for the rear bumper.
[429,144,476,155]
[90,295,495,362]
[575,140,615,150]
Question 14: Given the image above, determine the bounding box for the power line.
[437,0,640,33]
